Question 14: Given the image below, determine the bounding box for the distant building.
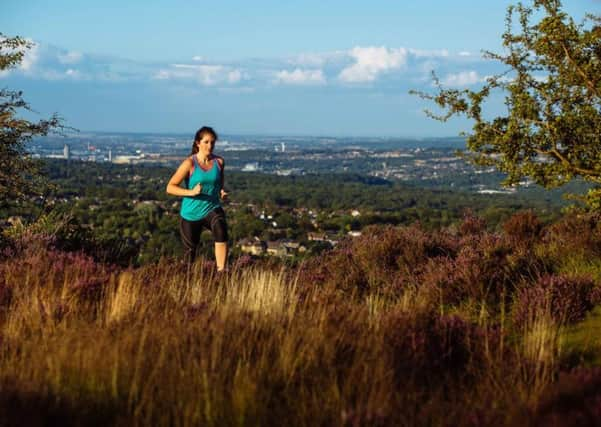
[308,232,327,242]
[309,232,340,246]
[266,241,289,257]
[242,162,261,172]
[281,240,305,253]
[238,237,266,256]
[63,144,70,160]
[113,155,142,164]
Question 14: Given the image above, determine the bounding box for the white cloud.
[192,65,224,85]
[483,74,513,84]
[0,40,123,81]
[339,46,408,83]
[458,51,472,57]
[58,51,83,64]
[289,53,325,67]
[274,68,325,85]
[19,40,39,72]
[227,69,243,83]
[287,51,347,67]
[154,63,246,86]
[1,39,503,92]
[34,68,88,81]
[441,70,483,87]
[408,48,449,58]
[154,70,170,80]
[0,36,38,74]
[65,68,82,78]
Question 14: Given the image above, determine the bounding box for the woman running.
[166,126,228,271]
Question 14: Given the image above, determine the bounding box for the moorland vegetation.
[1,211,601,425]
[1,0,601,425]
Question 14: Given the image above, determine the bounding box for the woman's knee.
[209,210,228,243]
[212,218,228,243]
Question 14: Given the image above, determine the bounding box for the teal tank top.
[180,156,222,221]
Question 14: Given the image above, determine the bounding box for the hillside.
[1,212,601,426]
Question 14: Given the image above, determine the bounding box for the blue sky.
[1,0,598,137]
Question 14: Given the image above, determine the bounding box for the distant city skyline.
[1,0,598,137]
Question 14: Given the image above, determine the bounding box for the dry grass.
[2,211,601,426]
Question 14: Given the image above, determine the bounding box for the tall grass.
[1,211,600,426]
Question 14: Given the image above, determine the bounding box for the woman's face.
[196,134,216,157]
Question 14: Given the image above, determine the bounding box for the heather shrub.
[503,210,542,246]
[1,211,139,266]
[382,310,502,387]
[542,212,601,261]
[2,212,93,254]
[421,232,547,307]
[535,367,601,427]
[297,217,553,312]
[458,211,487,237]
[232,254,255,270]
[0,282,12,311]
[297,224,458,297]
[297,238,369,295]
[0,248,115,323]
[513,274,600,328]
[3,213,601,425]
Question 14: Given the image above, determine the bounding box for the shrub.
[421,232,547,307]
[513,274,600,328]
[458,211,487,237]
[297,224,458,297]
[1,211,140,266]
[535,367,601,427]
[503,210,542,246]
[382,311,502,387]
[543,212,601,260]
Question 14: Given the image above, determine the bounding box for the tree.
[412,1,601,209]
[1,33,63,209]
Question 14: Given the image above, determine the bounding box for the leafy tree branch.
[0,33,65,209]
[411,0,601,208]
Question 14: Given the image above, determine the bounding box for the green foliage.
[2,210,89,244]
[0,33,64,209]
[5,159,569,265]
[0,210,142,266]
[412,0,601,208]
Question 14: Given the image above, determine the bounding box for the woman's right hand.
[190,183,202,196]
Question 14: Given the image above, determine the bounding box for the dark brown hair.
[190,126,218,154]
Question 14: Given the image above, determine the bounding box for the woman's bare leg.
[215,242,228,271]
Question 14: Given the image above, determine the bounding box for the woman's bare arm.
[166,159,202,197]
[217,157,228,200]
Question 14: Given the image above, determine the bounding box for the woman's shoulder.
[182,156,195,168]
[174,156,194,175]
[213,155,224,167]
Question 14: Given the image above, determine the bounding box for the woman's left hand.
[220,189,229,200]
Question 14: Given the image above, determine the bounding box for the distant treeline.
[0,159,577,265]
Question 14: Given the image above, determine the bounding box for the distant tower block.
[281,142,286,153]
[63,144,70,160]
[108,149,112,162]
